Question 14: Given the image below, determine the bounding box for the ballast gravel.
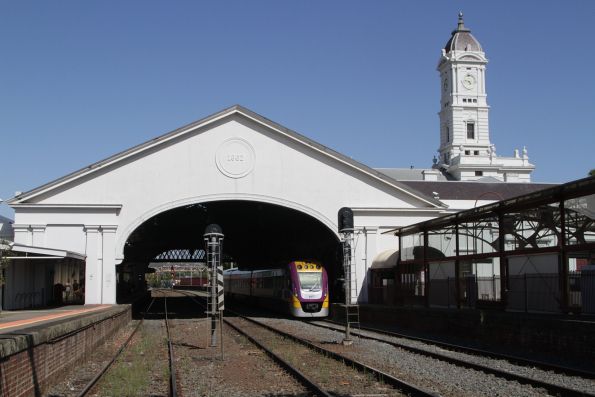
[254,316,577,397]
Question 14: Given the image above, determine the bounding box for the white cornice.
[11,204,122,211]
[351,207,450,214]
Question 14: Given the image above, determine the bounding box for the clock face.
[462,74,476,90]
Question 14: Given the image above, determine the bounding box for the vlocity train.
[223,261,329,318]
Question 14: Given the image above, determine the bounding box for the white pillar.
[84,226,102,304]
[101,226,117,304]
[360,227,379,304]
[31,225,46,246]
[12,224,31,245]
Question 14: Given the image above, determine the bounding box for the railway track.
[76,296,178,397]
[184,292,434,396]
[223,308,440,397]
[320,319,595,379]
[163,296,178,397]
[70,290,592,396]
[306,319,595,397]
[183,294,334,396]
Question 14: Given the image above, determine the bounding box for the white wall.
[12,112,446,304]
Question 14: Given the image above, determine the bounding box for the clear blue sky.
[1,1,594,218]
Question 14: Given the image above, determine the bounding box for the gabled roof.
[375,168,452,181]
[7,105,445,208]
[399,180,557,201]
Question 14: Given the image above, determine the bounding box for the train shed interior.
[118,200,342,303]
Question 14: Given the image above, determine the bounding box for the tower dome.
[444,12,482,53]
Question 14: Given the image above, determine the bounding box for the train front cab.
[289,261,329,318]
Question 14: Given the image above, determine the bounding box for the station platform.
[0,305,112,334]
[0,304,132,397]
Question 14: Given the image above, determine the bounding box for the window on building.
[467,122,475,139]
[475,171,483,176]
[463,98,467,103]
[446,126,450,142]
[474,150,479,155]
[473,99,477,103]
[465,150,470,155]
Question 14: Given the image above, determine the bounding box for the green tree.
[0,240,11,314]
[589,169,595,177]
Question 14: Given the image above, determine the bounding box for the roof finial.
[458,11,465,30]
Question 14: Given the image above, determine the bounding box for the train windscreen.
[298,272,322,291]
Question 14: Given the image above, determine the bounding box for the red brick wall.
[0,307,131,397]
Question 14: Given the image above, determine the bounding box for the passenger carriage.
[224,260,329,318]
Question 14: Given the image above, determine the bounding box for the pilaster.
[12,224,31,245]
[362,227,379,303]
[30,225,46,246]
[84,225,101,304]
[101,225,118,304]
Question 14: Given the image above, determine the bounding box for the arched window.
[446,126,450,142]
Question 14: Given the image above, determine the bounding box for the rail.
[164,296,178,397]
[77,299,155,397]
[225,308,440,397]
[313,319,595,397]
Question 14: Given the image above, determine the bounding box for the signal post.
[204,224,224,351]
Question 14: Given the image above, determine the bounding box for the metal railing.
[423,272,587,313]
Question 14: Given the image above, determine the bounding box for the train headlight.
[297,265,302,270]
[316,265,321,269]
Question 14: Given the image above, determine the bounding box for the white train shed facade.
[7,106,454,306]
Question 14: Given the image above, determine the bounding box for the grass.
[100,325,168,396]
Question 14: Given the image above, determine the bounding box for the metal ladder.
[343,233,360,336]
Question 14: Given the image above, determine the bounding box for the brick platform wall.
[0,307,131,397]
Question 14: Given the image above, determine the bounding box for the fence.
[13,290,45,309]
[424,272,590,313]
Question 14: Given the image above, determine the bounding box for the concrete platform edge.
[0,305,131,358]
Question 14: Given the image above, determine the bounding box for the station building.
[1,15,568,310]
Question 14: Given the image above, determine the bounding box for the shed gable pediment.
[8,106,444,209]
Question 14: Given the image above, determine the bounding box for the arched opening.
[117,200,341,305]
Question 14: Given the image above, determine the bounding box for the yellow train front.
[223,260,329,318]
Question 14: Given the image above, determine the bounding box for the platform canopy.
[7,242,85,261]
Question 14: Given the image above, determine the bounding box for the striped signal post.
[204,224,224,349]
[217,264,224,311]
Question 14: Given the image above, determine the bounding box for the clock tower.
[436,13,534,182]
